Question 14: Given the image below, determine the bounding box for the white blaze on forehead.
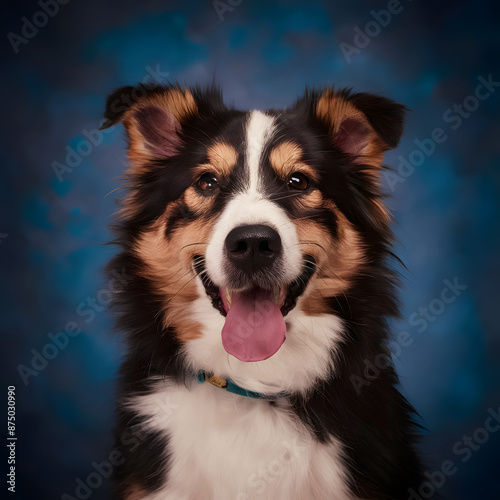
[205,110,302,288]
[245,110,276,193]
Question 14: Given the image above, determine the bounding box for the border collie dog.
[102,84,423,500]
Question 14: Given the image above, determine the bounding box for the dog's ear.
[313,88,406,166]
[101,84,197,170]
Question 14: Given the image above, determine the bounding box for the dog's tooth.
[273,288,280,304]
[225,289,232,308]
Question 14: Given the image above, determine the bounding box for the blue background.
[2,0,499,498]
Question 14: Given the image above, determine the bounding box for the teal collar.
[197,371,290,400]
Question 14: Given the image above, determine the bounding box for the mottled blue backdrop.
[2,0,499,498]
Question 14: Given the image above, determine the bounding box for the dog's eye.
[288,173,309,190]
[197,173,219,193]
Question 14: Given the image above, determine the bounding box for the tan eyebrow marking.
[204,142,238,176]
[269,141,319,181]
[269,141,302,175]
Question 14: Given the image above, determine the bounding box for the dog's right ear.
[101,84,198,171]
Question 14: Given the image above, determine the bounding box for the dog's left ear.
[314,89,406,166]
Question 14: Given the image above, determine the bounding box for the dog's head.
[104,84,405,394]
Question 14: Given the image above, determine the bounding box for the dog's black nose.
[225,225,282,273]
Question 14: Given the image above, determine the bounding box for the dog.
[102,83,424,500]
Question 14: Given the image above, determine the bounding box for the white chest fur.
[129,380,354,500]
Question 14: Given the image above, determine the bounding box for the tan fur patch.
[189,142,239,190]
[269,141,302,176]
[269,141,319,181]
[134,212,214,342]
[316,90,385,168]
[144,88,197,122]
[183,188,214,216]
[206,142,238,177]
[296,189,323,210]
[124,484,148,500]
[295,206,366,315]
[180,142,238,217]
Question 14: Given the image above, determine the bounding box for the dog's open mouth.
[193,256,316,362]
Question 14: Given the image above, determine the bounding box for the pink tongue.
[221,288,286,362]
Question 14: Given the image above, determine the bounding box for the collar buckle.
[197,371,290,400]
[204,372,227,388]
